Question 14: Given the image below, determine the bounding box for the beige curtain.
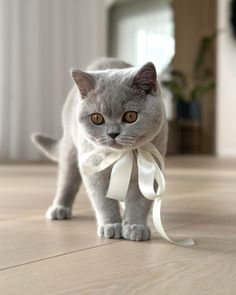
[0,0,107,161]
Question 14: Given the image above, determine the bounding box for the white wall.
[216,0,236,156]
[0,0,107,161]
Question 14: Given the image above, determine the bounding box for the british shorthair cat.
[32,58,168,241]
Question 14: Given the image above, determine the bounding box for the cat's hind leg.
[46,135,81,220]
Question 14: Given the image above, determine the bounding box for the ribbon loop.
[137,149,165,200]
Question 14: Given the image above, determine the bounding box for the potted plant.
[162,32,216,121]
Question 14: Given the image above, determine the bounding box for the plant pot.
[176,100,201,120]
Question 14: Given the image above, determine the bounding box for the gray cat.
[32,58,168,241]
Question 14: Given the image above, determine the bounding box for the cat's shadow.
[72,214,95,223]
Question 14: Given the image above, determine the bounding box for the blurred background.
[0,0,235,162]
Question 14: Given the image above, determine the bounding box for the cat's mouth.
[100,139,134,150]
[109,138,138,150]
[95,136,138,149]
[108,140,125,150]
[95,134,156,150]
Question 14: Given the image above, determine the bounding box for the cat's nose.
[108,132,120,139]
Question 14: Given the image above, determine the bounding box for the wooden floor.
[0,156,236,295]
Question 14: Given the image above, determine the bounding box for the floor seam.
[0,240,123,272]
[1,214,235,272]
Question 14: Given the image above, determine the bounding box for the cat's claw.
[46,205,72,220]
[122,224,150,241]
[97,223,122,239]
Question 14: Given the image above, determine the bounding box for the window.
[109,0,175,74]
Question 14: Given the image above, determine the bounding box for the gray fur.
[32,57,168,241]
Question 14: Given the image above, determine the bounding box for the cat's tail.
[31,133,60,162]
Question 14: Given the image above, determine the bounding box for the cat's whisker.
[97,137,109,145]
[122,135,135,140]
[117,137,136,147]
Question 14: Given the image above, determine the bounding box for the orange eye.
[91,113,105,125]
[122,111,138,123]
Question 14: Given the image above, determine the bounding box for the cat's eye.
[122,111,138,123]
[91,113,105,125]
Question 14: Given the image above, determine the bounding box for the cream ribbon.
[80,143,195,246]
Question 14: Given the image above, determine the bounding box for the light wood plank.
[1,214,236,295]
[1,157,236,270]
[0,165,91,220]
[0,209,120,270]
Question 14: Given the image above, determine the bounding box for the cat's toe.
[122,224,150,241]
[45,205,72,220]
[97,223,122,239]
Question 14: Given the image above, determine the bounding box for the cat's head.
[71,62,165,150]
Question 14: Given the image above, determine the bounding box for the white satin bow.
[80,143,194,246]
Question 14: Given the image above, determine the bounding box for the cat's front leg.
[46,135,81,220]
[84,172,122,239]
[122,182,152,241]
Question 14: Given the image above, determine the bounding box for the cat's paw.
[122,224,150,241]
[97,223,122,239]
[45,205,72,220]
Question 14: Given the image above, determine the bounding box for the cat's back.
[86,57,132,71]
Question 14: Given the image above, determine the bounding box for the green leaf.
[162,80,186,101]
[170,70,187,87]
[193,32,217,80]
[190,80,215,100]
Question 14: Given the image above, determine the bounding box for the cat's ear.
[131,62,157,95]
[70,69,95,97]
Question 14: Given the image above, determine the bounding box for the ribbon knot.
[80,143,194,246]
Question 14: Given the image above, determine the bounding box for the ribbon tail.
[152,198,195,246]
[106,150,133,202]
